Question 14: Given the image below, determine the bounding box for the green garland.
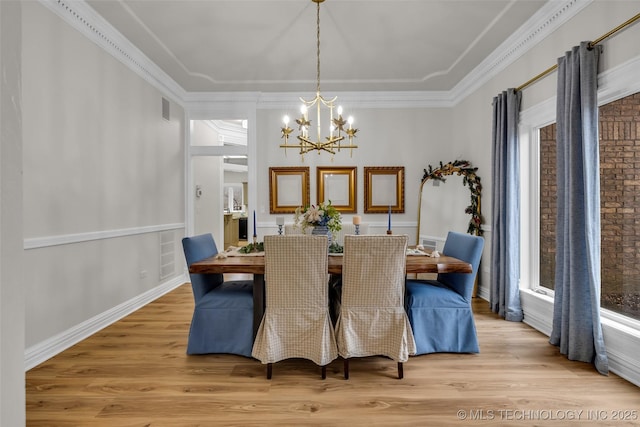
[421,160,483,236]
[238,242,264,253]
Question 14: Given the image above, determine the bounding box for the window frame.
[519,57,640,332]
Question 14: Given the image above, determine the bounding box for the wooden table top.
[189,252,472,275]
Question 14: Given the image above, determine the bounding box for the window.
[537,92,640,321]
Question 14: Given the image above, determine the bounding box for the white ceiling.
[84,0,550,93]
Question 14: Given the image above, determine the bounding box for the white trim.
[38,0,186,105]
[598,55,640,106]
[206,120,247,147]
[257,221,418,234]
[521,290,640,387]
[41,0,587,109]
[519,97,556,127]
[224,163,248,173]
[602,307,640,335]
[189,145,246,157]
[24,274,187,371]
[255,91,455,109]
[602,318,640,387]
[24,223,185,250]
[521,289,554,336]
[519,52,640,387]
[450,0,592,103]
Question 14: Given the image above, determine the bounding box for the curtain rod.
[515,12,640,92]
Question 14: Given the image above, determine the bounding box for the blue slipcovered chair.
[405,231,484,354]
[182,234,254,357]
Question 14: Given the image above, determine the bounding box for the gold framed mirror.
[364,166,405,213]
[269,166,310,214]
[417,160,483,246]
[316,166,357,212]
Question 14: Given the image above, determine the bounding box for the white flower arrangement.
[293,201,342,234]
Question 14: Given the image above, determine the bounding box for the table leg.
[253,274,265,338]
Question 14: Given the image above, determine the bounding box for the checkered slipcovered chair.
[335,234,416,379]
[252,235,338,379]
[284,224,311,235]
[332,223,369,246]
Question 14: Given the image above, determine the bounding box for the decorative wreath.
[421,160,483,235]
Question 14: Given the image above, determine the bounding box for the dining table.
[189,248,473,336]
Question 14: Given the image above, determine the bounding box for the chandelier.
[280,0,358,160]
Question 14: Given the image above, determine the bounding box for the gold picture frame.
[316,167,357,213]
[269,166,310,214]
[364,166,405,213]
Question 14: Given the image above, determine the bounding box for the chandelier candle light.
[280,0,359,161]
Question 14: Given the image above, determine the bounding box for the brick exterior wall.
[539,92,640,318]
[539,124,557,288]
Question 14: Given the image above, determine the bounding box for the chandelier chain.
[316,0,321,94]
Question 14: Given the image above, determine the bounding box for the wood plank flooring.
[26,281,640,426]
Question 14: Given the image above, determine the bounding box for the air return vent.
[421,239,437,251]
[162,97,170,121]
[159,231,175,280]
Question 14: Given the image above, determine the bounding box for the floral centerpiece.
[293,201,342,234]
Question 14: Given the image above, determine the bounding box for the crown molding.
[38,0,187,105]
[41,0,588,109]
[206,120,247,147]
[450,0,592,104]
[184,90,455,110]
[255,91,455,109]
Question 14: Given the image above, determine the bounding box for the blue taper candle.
[253,210,257,237]
[388,205,391,231]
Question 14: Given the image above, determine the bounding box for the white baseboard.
[24,274,188,371]
[521,289,640,387]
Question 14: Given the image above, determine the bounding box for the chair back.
[337,234,416,362]
[264,235,329,308]
[182,234,223,300]
[252,235,337,366]
[437,231,484,300]
[284,224,310,235]
[342,234,407,307]
[333,223,369,245]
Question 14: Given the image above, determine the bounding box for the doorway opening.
[190,119,248,250]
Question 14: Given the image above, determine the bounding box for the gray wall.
[21,2,185,350]
[255,107,454,240]
[1,1,25,425]
[4,4,639,424]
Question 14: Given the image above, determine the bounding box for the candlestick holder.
[386,230,393,235]
[278,224,283,235]
[355,224,360,235]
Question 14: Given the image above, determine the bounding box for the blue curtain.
[551,42,608,375]
[490,89,524,322]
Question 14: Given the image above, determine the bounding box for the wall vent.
[162,97,170,121]
[159,231,175,280]
[421,239,437,251]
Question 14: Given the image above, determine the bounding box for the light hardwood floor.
[26,281,640,426]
